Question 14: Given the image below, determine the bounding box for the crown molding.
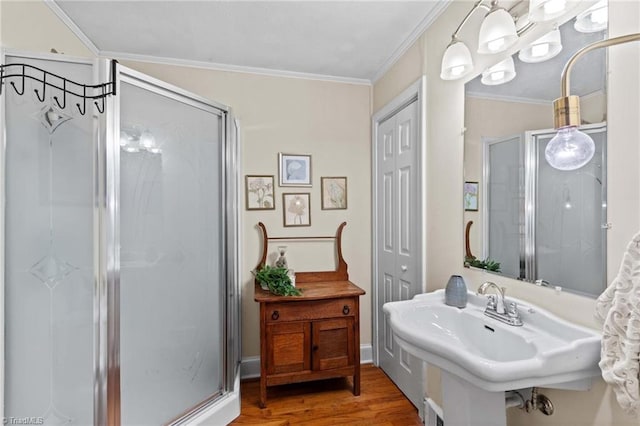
[370,0,451,83]
[100,51,372,86]
[44,0,100,56]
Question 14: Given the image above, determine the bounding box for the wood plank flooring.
[230,364,422,425]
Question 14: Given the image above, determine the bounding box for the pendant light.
[528,0,576,22]
[478,2,519,54]
[574,0,608,33]
[519,29,563,63]
[547,34,640,171]
[440,38,474,80]
[548,94,595,171]
[481,57,516,86]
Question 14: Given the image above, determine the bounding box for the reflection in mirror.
[463,16,607,297]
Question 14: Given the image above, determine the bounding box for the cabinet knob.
[271,310,279,320]
[342,305,350,315]
[312,345,319,351]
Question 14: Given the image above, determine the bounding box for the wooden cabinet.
[256,281,364,408]
[253,222,365,408]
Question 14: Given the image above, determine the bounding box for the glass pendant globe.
[478,8,518,54]
[545,127,595,171]
[440,40,473,80]
[518,29,562,63]
[574,0,608,33]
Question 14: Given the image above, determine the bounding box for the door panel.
[267,322,311,375]
[376,100,424,410]
[312,318,354,371]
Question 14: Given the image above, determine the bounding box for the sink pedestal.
[442,371,507,426]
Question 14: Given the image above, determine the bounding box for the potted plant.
[253,265,302,296]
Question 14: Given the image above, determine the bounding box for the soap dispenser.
[445,275,467,308]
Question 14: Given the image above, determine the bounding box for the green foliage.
[254,265,302,296]
[465,256,501,273]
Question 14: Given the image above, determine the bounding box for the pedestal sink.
[383,290,601,426]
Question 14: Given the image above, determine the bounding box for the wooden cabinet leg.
[353,365,361,396]
[260,378,267,408]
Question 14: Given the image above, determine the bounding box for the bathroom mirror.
[463,17,608,297]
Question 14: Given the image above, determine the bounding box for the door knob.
[401,265,408,272]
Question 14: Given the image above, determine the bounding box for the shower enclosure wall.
[1,52,241,425]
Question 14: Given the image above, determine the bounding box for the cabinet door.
[312,318,355,371]
[266,321,311,375]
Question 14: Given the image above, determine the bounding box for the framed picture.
[321,176,347,210]
[279,153,312,186]
[464,181,479,211]
[245,175,275,210]
[283,193,311,227]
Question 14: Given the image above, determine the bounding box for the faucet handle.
[486,294,497,310]
[507,302,520,318]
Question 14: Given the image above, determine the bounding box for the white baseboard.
[240,344,374,380]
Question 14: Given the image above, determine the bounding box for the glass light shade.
[545,126,596,170]
[529,0,576,22]
[574,0,608,33]
[481,57,516,86]
[518,29,563,63]
[478,8,519,54]
[440,40,474,80]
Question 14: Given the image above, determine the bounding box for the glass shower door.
[117,71,228,424]
[485,134,524,278]
[534,125,607,296]
[3,55,95,425]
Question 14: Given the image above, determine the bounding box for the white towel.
[595,231,640,417]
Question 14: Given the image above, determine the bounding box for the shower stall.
[483,123,607,297]
[1,52,241,425]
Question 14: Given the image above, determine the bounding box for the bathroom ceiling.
[51,0,451,84]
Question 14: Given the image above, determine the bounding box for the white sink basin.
[383,289,602,392]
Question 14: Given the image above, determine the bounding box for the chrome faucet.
[476,281,523,326]
[477,281,506,313]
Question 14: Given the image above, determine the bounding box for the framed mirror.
[463,14,608,297]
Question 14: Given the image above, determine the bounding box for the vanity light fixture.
[481,57,517,85]
[478,1,519,54]
[574,0,608,33]
[528,0,577,23]
[441,0,527,81]
[546,33,640,170]
[519,28,563,63]
[441,38,475,80]
[440,0,490,81]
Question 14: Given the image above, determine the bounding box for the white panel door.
[376,100,423,410]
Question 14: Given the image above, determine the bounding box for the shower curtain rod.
[0,59,117,115]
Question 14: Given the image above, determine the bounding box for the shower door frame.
[99,63,241,425]
[0,51,240,425]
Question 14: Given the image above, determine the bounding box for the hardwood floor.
[230,364,422,426]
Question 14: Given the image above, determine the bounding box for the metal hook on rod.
[76,85,87,115]
[34,73,46,102]
[53,78,67,109]
[94,85,105,114]
[10,64,26,96]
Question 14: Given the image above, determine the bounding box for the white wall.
[374,0,640,424]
